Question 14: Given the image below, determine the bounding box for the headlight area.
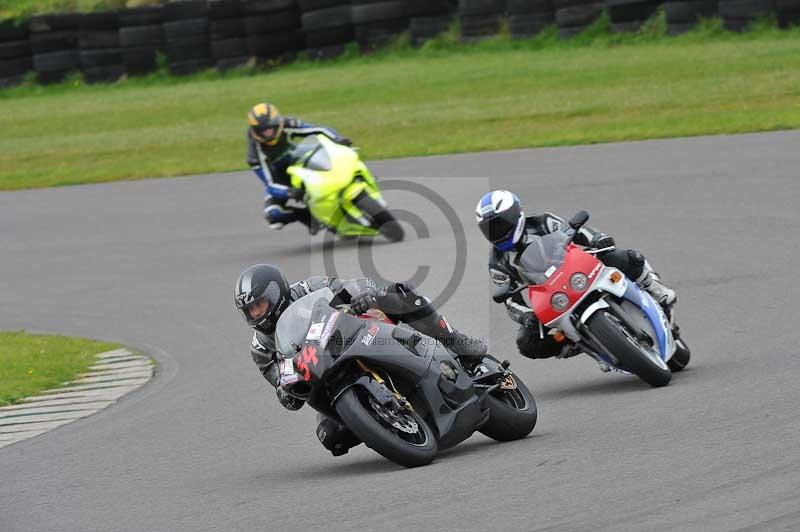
[551,292,570,311]
[570,273,589,292]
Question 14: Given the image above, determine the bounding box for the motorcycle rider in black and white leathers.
[475,190,677,365]
[234,264,488,456]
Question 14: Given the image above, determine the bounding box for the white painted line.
[0,419,76,434]
[0,398,115,411]
[78,366,154,378]
[0,410,93,427]
[40,378,150,394]
[22,385,142,403]
[0,430,48,448]
[0,404,111,417]
[70,372,152,385]
[89,360,151,371]
[97,349,132,359]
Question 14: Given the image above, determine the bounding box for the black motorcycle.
[274,288,538,468]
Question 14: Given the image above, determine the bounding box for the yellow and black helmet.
[248,102,285,146]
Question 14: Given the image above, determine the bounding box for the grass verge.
[0,0,157,20]
[0,331,120,406]
[1,16,800,190]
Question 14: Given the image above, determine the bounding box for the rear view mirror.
[568,210,589,230]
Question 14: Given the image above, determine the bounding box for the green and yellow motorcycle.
[286,134,404,242]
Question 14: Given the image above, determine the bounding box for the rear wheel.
[335,386,437,467]
[354,193,404,242]
[479,374,537,441]
[587,310,672,387]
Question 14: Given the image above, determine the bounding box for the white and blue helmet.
[475,190,525,251]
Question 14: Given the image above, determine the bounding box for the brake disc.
[369,396,418,434]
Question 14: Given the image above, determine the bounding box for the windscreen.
[275,288,335,357]
[516,232,569,285]
[289,136,332,172]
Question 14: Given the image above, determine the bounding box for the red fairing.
[528,244,603,324]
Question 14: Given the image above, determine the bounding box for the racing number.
[295,345,319,381]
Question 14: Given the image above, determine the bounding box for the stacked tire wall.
[79,12,124,83]
[0,20,32,87]
[243,0,302,63]
[119,6,164,75]
[459,0,505,40]
[29,13,81,84]
[300,0,353,58]
[163,0,212,75]
[408,0,453,44]
[352,0,408,49]
[2,0,800,89]
[507,0,555,38]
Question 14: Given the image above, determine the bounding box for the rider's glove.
[288,187,305,201]
[336,136,353,147]
[276,388,304,411]
[351,288,378,314]
[521,312,538,330]
[591,233,615,249]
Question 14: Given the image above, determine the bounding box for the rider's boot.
[295,208,319,236]
[264,198,292,231]
[637,263,677,308]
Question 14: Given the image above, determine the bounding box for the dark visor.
[480,216,517,244]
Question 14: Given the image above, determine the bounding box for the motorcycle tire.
[586,310,672,387]
[354,193,405,242]
[668,333,691,372]
[335,386,437,468]
[479,374,537,441]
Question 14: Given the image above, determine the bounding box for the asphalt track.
[2,131,800,532]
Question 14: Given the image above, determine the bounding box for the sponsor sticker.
[319,311,340,349]
[588,262,603,279]
[306,321,325,341]
[360,323,380,346]
[279,359,300,386]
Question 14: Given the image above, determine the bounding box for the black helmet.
[475,190,525,251]
[248,102,284,146]
[234,264,291,334]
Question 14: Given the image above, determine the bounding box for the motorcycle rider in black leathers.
[475,190,677,367]
[246,102,352,234]
[234,264,488,456]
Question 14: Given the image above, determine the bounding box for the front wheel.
[479,374,538,441]
[586,310,672,387]
[335,386,437,468]
[354,193,404,242]
[668,332,691,372]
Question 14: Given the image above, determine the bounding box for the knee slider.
[316,417,360,456]
[627,250,646,279]
[627,250,645,267]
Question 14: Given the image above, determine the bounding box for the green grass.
[2,16,800,190]
[0,0,157,20]
[0,331,119,406]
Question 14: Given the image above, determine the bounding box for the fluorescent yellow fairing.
[287,135,386,237]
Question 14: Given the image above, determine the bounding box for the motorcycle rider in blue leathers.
[246,102,352,234]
